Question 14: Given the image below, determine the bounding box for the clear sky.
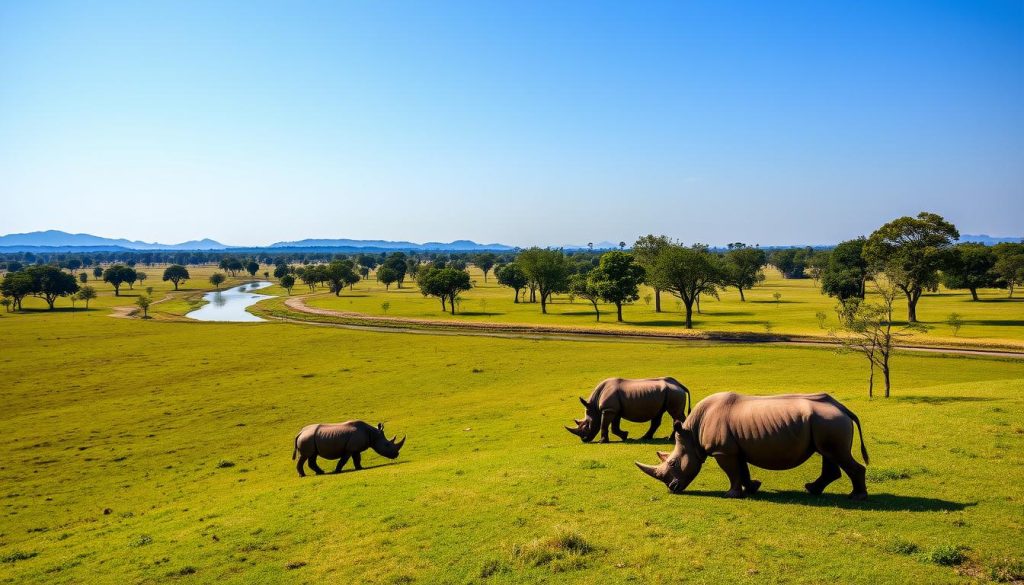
[1,1,1022,247]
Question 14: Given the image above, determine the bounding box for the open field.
[2,294,1023,583]
[290,266,1024,350]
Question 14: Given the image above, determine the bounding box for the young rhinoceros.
[292,421,405,477]
[635,392,869,499]
[566,377,691,443]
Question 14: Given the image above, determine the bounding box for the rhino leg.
[713,454,746,498]
[308,455,325,475]
[334,454,350,473]
[611,414,629,442]
[599,412,613,443]
[352,452,362,470]
[805,457,842,495]
[641,414,662,440]
[833,452,867,500]
[738,459,761,495]
[296,455,308,477]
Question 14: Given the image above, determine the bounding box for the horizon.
[2,2,1022,245]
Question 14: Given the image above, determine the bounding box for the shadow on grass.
[676,489,974,511]
[963,319,1024,327]
[749,300,800,304]
[15,307,97,313]
[325,460,409,475]
[891,396,996,405]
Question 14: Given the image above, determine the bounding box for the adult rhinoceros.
[635,392,869,499]
[565,377,691,443]
[293,421,405,477]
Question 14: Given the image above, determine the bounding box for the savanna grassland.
[1,278,1023,584]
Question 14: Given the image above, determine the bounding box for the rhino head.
[635,421,703,493]
[372,422,406,459]
[565,396,601,443]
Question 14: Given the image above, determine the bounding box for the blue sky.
[1,1,1021,246]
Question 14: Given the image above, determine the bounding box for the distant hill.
[268,238,515,251]
[960,234,1022,245]
[0,230,229,251]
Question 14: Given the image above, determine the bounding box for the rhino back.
[724,394,825,470]
[315,421,372,459]
[614,378,676,421]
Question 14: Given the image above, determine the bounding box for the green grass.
[291,266,1024,349]
[1,304,1023,583]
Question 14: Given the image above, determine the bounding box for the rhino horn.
[573,418,583,425]
[565,426,582,436]
[635,461,660,480]
[395,436,406,450]
[390,435,397,444]
[656,451,670,462]
[579,397,589,408]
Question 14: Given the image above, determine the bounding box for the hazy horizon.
[2,1,1022,246]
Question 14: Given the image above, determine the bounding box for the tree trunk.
[655,289,662,312]
[683,301,694,329]
[969,287,978,301]
[440,298,446,311]
[882,363,891,398]
[696,294,701,314]
[867,359,874,399]
[616,302,623,322]
[513,288,520,303]
[906,290,919,323]
[540,293,547,314]
[591,300,600,321]
[738,287,745,302]
[450,295,457,315]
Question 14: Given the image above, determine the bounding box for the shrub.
[884,537,918,555]
[927,544,968,566]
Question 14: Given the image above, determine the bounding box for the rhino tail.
[292,433,299,460]
[836,402,869,466]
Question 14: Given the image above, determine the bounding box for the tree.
[864,212,959,322]
[209,272,226,290]
[723,244,766,301]
[78,272,88,284]
[273,264,290,279]
[357,254,378,277]
[26,265,79,309]
[65,258,82,273]
[633,235,672,312]
[495,262,528,303]
[102,265,135,296]
[325,259,360,296]
[0,297,10,312]
[77,285,97,309]
[418,267,472,314]
[769,248,813,279]
[649,244,725,328]
[280,274,295,295]
[1,272,34,310]
[592,251,645,322]
[162,265,190,290]
[377,265,398,290]
[474,253,496,282]
[992,242,1024,298]
[568,273,602,321]
[93,266,103,278]
[382,253,408,288]
[517,248,571,314]
[942,243,996,301]
[124,267,139,290]
[136,295,152,318]
[246,260,260,277]
[821,238,870,301]
[830,282,925,398]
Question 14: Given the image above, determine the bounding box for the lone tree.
[209,272,226,290]
[162,265,190,290]
[517,248,571,314]
[864,212,959,322]
[377,265,398,290]
[650,244,724,329]
[723,243,766,301]
[830,282,925,398]
[820,237,870,301]
[325,259,360,296]
[77,285,97,309]
[568,273,602,321]
[496,262,528,303]
[633,234,672,312]
[102,264,136,296]
[135,295,152,318]
[1,271,34,310]
[93,266,103,278]
[78,272,88,284]
[280,274,295,295]
[418,267,472,314]
[474,253,496,282]
[592,251,645,322]
[941,243,996,301]
[993,242,1024,298]
[27,265,80,310]
[246,260,260,277]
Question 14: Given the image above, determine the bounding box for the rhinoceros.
[292,421,405,477]
[635,392,869,499]
[565,377,691,443]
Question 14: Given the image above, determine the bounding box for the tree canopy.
[517,248,571,314]
[162,265,190,290]
[649,244,724,328]
[591,251,645,322]
[820,237,869,301]
[723,244,766,301]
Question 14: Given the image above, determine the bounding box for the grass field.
[2,288,1023,583]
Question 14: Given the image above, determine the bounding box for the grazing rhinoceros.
[565,377,691,443]
[635,392,869,500]
[292,421,405,477]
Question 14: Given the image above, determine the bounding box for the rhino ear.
[377,422,384,431]
[656,451,670,462]
[579,397,589,408]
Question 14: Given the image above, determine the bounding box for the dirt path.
[276,295,1024,360]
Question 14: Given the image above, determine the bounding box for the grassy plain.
[295,266,1024,349]
[1,282,1023,583]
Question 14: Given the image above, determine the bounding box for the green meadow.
[1,281,1023,583]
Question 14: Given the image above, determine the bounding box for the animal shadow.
[328,460,409,475]
[679,489,973,512]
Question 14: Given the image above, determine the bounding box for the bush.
[883,537,918,555]
[927,544,968,566]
